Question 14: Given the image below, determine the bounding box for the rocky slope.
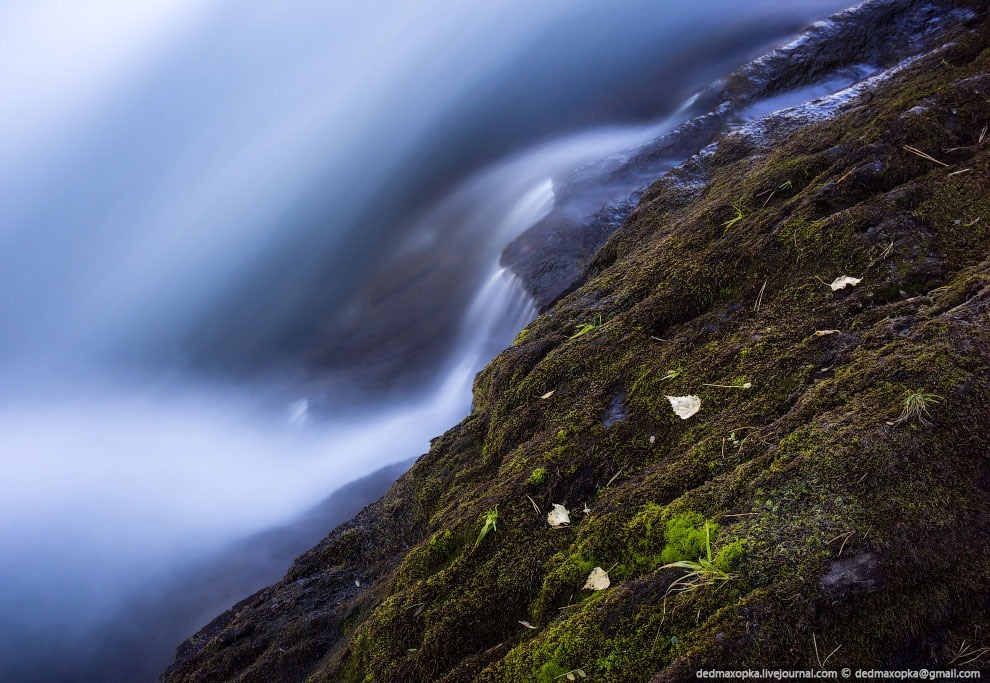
[163,2,990,680]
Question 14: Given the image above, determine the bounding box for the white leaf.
[540,390,555,399]
[665,395,701,419]
[649,435,656,444]
[547,504,570,528]
[518,620,537,629]
[829,275,862,291]
[583,567,611,591]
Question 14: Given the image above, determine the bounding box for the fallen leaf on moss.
[665,395,701,419]
[540,390,555,399]
[547,504,570,528]
[829,275,862,291]
[583,567,610,591]
[815,329,840,336]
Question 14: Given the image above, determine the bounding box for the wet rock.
[821,552,882,593]
[502,0,976,310]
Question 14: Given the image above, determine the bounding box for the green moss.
[527,468,547,486]
[714,539,746,572]
[659,512,719,564]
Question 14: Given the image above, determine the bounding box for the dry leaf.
[547,504,570,528]
[518,620,537,629]
[583,567,610,591]
[815,329,840,336]
[566,675,575,681]
[829,275,862,291]
[665,395,701,419]
[540,390,555,399]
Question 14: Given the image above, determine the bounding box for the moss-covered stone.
[162,10,990,683]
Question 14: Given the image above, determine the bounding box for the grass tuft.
[569,314,603,340]
[659,525,735,618]
[894,390,944,427]
[475,506,499,549]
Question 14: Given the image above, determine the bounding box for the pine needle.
[903,145,950,167]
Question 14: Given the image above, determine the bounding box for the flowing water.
[0,1,855,679]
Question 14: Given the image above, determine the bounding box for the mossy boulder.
[162,6,990,682]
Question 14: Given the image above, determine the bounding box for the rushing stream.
[0,1,854,680]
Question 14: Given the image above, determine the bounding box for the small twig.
[827,530,855,545]
[947,168,972,176]
[835,167,857,184]
[604,469,624,489]
[813,633,840,668]
[722,512,760,518]
[949,639,990,666]
[903,144,950,167]
[762,190,776,207]
[839,531,855,556]
[526,495,541,515]
[483,642,507,656]
[754,279,768,313]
